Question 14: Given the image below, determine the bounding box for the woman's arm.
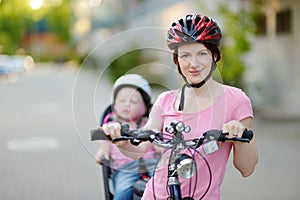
[223,117,258,177]
[102,117,163,160]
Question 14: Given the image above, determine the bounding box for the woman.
[102,14,258,199]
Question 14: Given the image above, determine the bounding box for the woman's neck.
[176,80,224,113]
[186,79,222,98]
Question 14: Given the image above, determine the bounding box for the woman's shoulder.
[223,85,252,108]
[223,85,253,120]
[224,85,248,97]
[159,89,179,96]
[156,89,179,101]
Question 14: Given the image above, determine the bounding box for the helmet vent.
[166,14,222,49]
[194,15,201,25]
[179,19,184,27]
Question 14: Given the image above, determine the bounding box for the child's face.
[114,87,146,122]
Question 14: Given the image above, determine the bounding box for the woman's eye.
[179,54,188,58]
[199,52,208,56]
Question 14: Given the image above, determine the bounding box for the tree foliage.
[108,49,155,82]
[0,0,71,55]
[216,3,255,88]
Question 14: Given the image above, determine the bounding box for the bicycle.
[91,120,253,200]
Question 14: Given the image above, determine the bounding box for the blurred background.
[1,0,299,199]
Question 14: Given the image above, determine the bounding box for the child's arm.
[95,141,110,164]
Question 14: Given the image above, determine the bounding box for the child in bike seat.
[95,74,158,200]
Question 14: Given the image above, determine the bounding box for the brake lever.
[112,136,133,143]
[225,137,251,143]
[202,130,252,155]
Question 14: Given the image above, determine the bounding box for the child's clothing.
[102,113,156,170]
[101,112,157,200]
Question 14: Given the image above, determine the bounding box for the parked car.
[0,55,11,75]
[0,55,34,75]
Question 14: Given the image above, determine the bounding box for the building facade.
[244,0,300,119]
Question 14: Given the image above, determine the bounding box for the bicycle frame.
[90,120,253,200]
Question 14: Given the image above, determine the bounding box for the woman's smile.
[189,68,205,76]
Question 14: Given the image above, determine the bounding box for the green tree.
[216,3,255,88]
[0,0,31,54]
[0,0,71,56]
[45,0,71,42]
[108,48,155,82]
[196,2,259,88]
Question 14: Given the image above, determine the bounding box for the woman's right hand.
[102,123,128,147]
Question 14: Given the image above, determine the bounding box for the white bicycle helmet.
[113,74,152,110]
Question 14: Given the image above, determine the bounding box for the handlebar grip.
[242,129,253,141]
[90,124,130,141]
[90,128,112,141]
[216,128,254,143]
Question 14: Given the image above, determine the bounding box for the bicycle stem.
[168,144,183,200]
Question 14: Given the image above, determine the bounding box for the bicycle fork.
[168,160,195,200]
[168,164,182,200]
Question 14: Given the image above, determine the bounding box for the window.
[276,9,292,34]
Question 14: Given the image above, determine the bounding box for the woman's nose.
[189,55,199,67]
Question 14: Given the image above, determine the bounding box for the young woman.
[102,14,258,200]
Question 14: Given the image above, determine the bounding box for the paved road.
[1,64,299,200]
[0,64,108,200]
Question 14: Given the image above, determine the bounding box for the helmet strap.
[178,61,216,111]
[178,84,187,111]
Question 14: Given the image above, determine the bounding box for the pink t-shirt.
[109,140,155,170]
[142,85,253,200]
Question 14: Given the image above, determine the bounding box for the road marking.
[6,137,59,151]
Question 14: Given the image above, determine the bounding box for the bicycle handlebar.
[91,121,254,199]
[90,123,253,149]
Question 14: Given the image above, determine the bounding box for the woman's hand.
[222,120,247,139]
[102,123,128,147]
[223,118,258,177]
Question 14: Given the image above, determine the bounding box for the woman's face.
[114,87,146,121]
[177,43,213,84]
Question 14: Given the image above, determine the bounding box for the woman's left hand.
[222,120,247,139]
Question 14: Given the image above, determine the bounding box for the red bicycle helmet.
[167,14,222,50]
